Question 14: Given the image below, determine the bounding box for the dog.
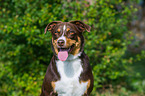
[40,20,94,96]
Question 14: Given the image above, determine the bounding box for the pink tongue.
[58,51,68,61]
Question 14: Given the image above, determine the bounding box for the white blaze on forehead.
[63,25,66,32]
[57,24,67,47]
[62,24,66,36]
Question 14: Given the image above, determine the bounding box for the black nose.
[57,39,65,46]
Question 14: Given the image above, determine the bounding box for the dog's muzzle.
[57,39,65,47]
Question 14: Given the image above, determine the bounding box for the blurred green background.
[0,0,145,96]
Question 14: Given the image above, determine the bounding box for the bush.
[0,0,138,95]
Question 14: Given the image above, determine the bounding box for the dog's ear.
[69,20,91,32]
[44,21,62,34]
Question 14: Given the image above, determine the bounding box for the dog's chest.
[55,57,88,96]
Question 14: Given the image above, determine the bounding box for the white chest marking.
[55,54,88,96]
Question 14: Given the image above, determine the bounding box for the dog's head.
[45,20,91,61]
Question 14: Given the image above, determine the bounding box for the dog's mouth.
[57,44,75,61]
[58,44,75,53]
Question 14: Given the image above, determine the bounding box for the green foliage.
[0,0,139,95]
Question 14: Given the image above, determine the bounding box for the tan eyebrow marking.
[57,29,61,32]
[76,22,80,24]
[67,28,70,32]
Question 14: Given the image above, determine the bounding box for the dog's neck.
[54,52,82,61]
[65,52,82,61]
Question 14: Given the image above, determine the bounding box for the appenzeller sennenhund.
[40,20,94,96]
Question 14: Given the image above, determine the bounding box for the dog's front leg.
[83,93,88,96]
[50,91,58,96]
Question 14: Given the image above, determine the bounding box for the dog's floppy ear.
[44,21,62,34]
[69,20,91,32]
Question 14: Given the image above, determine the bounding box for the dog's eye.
[55,31,60,35]
[70,31,74,35]
[68,31,76,39]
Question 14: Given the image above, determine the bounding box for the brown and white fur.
[40,21,94,96]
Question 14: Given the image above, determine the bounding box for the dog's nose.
[57,39,65,46]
